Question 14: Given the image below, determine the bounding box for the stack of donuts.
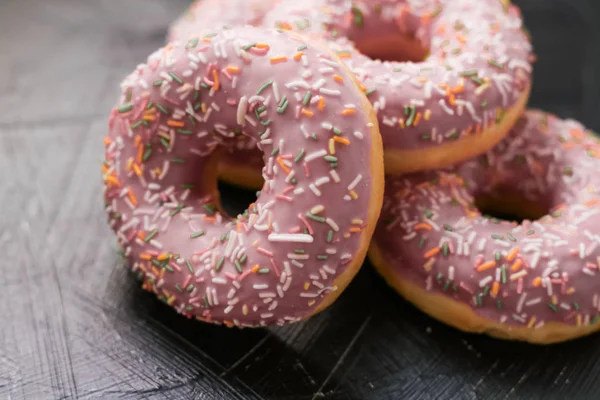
[102,0,600,344]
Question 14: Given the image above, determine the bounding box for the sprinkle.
[190,231,204,239]
[256,80,273,95]
[477,261,496,272]
[268,233,314,243]
[118,103,132,113]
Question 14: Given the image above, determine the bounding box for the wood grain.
[0,0,599,399]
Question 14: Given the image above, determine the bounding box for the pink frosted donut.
[369,110,600,344]
[255,0,533,176]
[103,26,384,327]
[168,0,278,42]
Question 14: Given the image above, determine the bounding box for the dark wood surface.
[1,0,600,399]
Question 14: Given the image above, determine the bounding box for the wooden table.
[1,0,600,399]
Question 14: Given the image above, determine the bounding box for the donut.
[369,110,600,344]
[258,0,533,175]
[103,26,384,327]
[168,0,277,42]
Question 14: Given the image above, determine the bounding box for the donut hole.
[474,193,550,223]
[218,181,257,217]
[354,34,429,63]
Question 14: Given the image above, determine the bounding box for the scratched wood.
[1,0,600,399]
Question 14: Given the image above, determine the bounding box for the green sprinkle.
[142,148,152,161]
[186,260,194,273]
[181,184,195,189]
[496,108,505,124]
[178,129,194,135]
[234,260,243,273]
[297,45,308,51]
[351,6,364,27]
[405,106,417,127]
[496,300,502,309]
[476,294,483,307]
[421,134,431,140]
[548,303,558,312]
[220,232,229,241]
[277,98,289,114]
[203,296,209,308]
[258,268,270,274]
[271,147,280,156]
[592,315,600,325]
[507,233,517,242]
[443,280,451,292]
[332,127,342,136]
[185,37,199,49]
[491,234,504,240]
[203,204,216,214]
[118,103,132,113]
[160,137,170,149]
[216,257,225,271]
[324,155,337,162]
[290,178,297,184]
[240,254,247,264]
[327,230,333,243]
[156,104,169,114]
[169,204,184,217]
[294,249,305,254]
[573,302,580,311]
[175,284,183,293]
[483,285,490,296]
[365,88,377,96]
[488,59,504,69]
[442,243,449,257]
[481,101,488,108]
[204,32,218,38]
[436,272,443,281]
[168,72,184,85]
[317,255,328,260]
[563,166,573,176]
[257,80,273,95]
[471,76,484,86]
[526,230,535,236]
[131,120,144,129]
[186,284,195,292]
[418,237,426,249]
[495,251,501,261]
[424,209,434,218]
[171,158,185,163]
[443,224,453,232]
[311,134,318,141]
[461,70,478,77]
[303,91,312,106]
[260,119,272,126]
[190,231,204,239]
[306,212,326,223]
[294,149,305,163]
[501,264,507,284]
[144,229,158,243]
[200,82,210,89]
[243,42,257,51]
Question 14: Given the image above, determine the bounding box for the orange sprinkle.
[134,135,141,147]
[349,227,361,233]
[585,198,598,207]
[567,287,576,295]
[413,112,422,126]
[127,189,138,206]
[157,253,169,261]
[167,120,185,128]
[204,217,217,223]
[342,108,356,116]
[448,93,456,106]
[270,56,288,64]
[143,114,155,121]
[577,315,582,327]
[103,137,111,146]
[398,119,405,128]
[251,265,260,273]
[333,136,350,145]
[491,281,500,297]
[510,259,522,272]
[456,33,467,44]
[506,247,520,261]
[527,316,536,328]
[414,223,432,231]
[333,74,344,83]
[452,84,465,94]
[424,247,440,259]
[137,232,145,241]
[318,97,326,111]
[104,175,121,187]
[102,164,109,174]
[136,145,143,163]
[349,190,358,199]
[424,109,431,120]
[211,70,220,91]
[140,253,152,260]
[533,277,542,287]
[293,51,304,61]
[132,163,142,177]
[337,52,352,59]
[226,65,240,73]
[304,282,310,290]
[277,157,290,174]
[301,108,314,117]
[476,260,496,272]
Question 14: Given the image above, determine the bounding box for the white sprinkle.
[479,276,493,288]
[347,174,363,191]
[516,293,527,313]
[325,218,340,232]
[305,149,327,162]
[309,184,322,196]
[268,233,314,243]
[236,96,248,125]
[330,170,341,183]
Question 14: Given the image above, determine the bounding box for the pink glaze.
[103,26,380,326]
[168,0,278,42]
[373,110,600,329]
